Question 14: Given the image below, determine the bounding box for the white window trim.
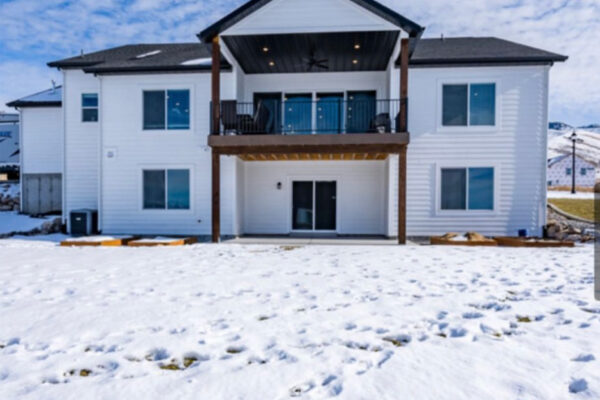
[140,86,193,133]
[435,163,499,216]
[436,78,501,133]
[81,93,99,123]
[139,166,194,213]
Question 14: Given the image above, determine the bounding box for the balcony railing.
[211,98,405,135]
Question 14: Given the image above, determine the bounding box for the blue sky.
[0,0,598,126]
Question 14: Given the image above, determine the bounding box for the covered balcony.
[198,0,422,244]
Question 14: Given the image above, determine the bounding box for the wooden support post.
[211,36,221,135]
[212,151,220,243]
[398,145,407,245]
[399,38,409,132]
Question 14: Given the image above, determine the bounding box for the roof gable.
[199,0,423,41]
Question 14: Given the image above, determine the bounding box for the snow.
[547,190,595,199]
[548,127,600,171]
[63,235,134,243]
[136,50,161,59]
[0,182,19,198]
[180,57,211,66]
[130,236,182,243]
[0,211,51,234]
[0,240,597,399]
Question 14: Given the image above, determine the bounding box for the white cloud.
[0,0,598,124]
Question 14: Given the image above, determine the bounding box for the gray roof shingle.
[6,87,62,108]
[48,43,231,74]
[403,37,568,66]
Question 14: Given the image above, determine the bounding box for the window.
[566,168,572,175]
[441,167,494,211]
[581,168,587,176]
[442,83,495,127]
[82,93,98,122]
[143,90,190,130]
[143,169,190,210]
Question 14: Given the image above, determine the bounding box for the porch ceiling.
[222,31,399,74]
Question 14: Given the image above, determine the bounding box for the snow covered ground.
[547,190,595,200]
[0,211,52,235]
[0,239,597,399]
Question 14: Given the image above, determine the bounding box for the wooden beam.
[399,38,409,133]
[398,145,407,245]
[211,36,221,135]
[212,151,220,243]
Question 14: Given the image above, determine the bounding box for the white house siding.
[222,0,399,36]
[63,70,100,227]
[241,71,389,103]
[243,160,387,235]
[20,107,62,174]
[99,72,238,236]
[547,156,596,187]
[386,65,550,237]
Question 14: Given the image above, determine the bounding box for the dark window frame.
[440,167,495,211]
[441,82,496,127]
[82,93,99,123]
[142,89,191,131]
[142,168,191,210]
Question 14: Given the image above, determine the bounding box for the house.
[547,154,596,188]
[0,112,19,181]
[40,0,566,242]
[6,86,63,214]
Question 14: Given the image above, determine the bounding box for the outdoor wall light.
[269,61,275,66]
[354,44,361,49]
[277,182,282,190]
[262,47,269,52]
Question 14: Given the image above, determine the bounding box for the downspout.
[97,73,103,233]
[61,69,68,228]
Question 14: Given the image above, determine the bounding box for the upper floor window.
[143,169,190,210]
[441,167,494,211]
[143,90,190,130]
[566,168,572,175]
[442,83,495,127]
[82,93,98,122]
[581,168,587,176]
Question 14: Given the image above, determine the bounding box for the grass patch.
[548,198,594,221]
[280,245,302,251]
[517,316,532,323]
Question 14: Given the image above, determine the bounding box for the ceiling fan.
[301,43,329,71]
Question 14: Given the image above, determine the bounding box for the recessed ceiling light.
[262,47,269,52]
[269,61,275,66]
[354,44,360,50]
[352,59,358,64]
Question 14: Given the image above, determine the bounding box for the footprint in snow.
[462,312,484,319]
[569,378,588,394]
[289,381,315,397]
[572,354,595,362]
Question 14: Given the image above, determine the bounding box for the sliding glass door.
[292,181,336,231]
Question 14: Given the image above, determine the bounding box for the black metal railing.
[212,98,405,135]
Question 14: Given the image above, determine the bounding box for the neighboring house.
[41,0,566,241]
[0,113,19,181]
[547,154,596,188]
[6,86,63,214]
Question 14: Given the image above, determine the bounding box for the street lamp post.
[569,131,584,194]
